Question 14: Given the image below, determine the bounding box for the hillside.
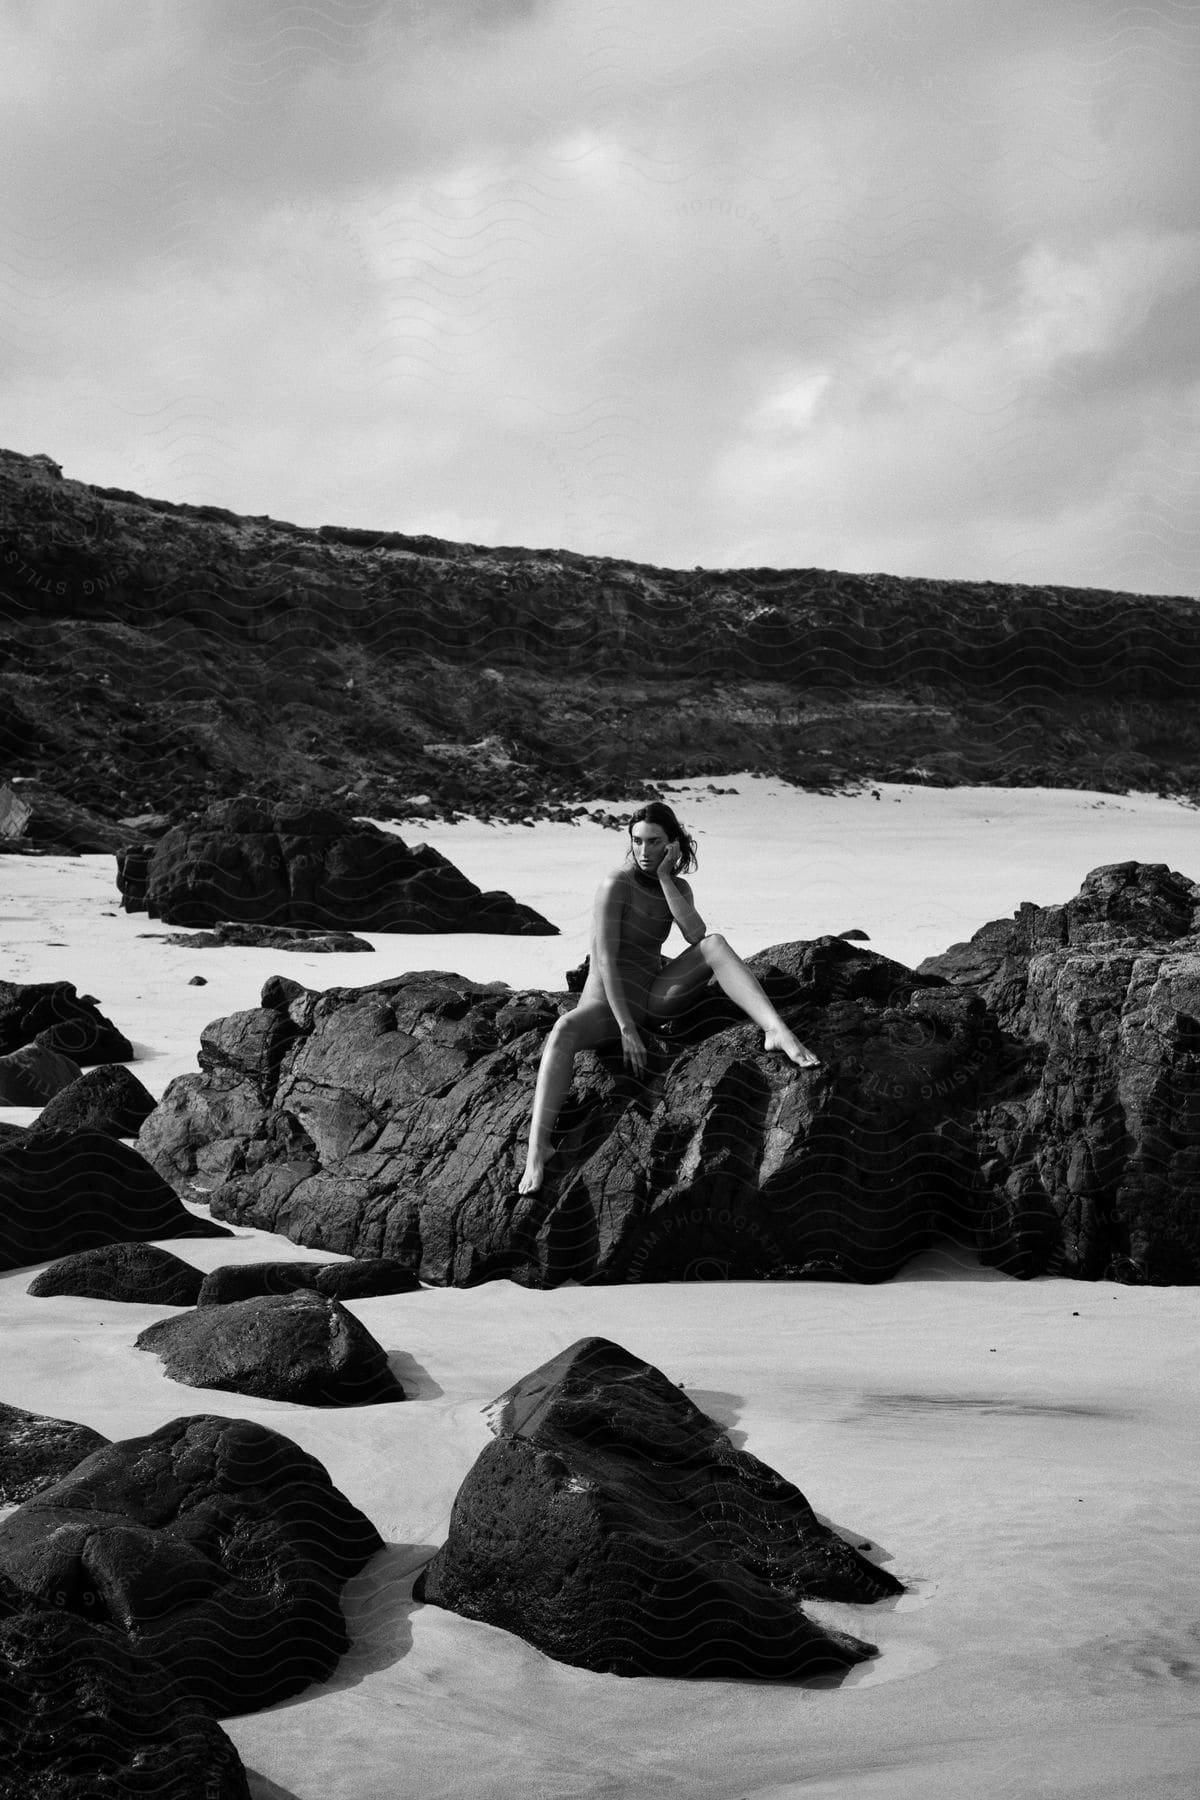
[2,445,1199,838]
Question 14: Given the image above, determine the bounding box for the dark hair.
[626,801,698,874]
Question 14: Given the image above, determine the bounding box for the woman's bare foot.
[763,1025,820,1068]
[518,1152,545,1195]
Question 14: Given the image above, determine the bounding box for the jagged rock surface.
[27,1243,203,1306]
[0,1402,110,1505]
[137,864,1200,1285]
[0,1129,231,1272]
[135,1288,406,1405]
[137,940,1006,1286]
[0,1413,384,1717]
[919,860,1200,1282]
[123,795,557,934]
[414,1336,900,1677]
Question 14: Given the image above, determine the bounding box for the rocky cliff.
[2,445,1199,833]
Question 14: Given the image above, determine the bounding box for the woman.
[518,800,819,1194]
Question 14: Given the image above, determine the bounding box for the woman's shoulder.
[597,865,634,897]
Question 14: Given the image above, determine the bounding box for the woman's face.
[630,821,673,872]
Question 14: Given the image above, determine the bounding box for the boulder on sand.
[0,1129,231,1272]
[414,1336,902,1677]
[30,1062,157,1139]
[0,1413,385,1717]
[158,920,375,952]
[135,1288,407,1406]
[0,979,133,1065]
[0,1401,110,1505]
[0,1043,82,1106]
[0,1596,252,1800]
[27,1242,203,1306]
[196,1256,420,1305]
[122,795,557,934]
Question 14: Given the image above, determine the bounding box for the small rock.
[136,1288,406,1406]
[30,1063,157,1139]
[28,1243,203,1306]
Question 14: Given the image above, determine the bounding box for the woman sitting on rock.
[518,800,820,1194]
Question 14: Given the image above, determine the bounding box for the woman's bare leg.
[519,1001,621,1194]
[648,933,819,1067]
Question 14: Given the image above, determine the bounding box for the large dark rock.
[30,1063,157,1139]
[0,1129,231,1272]
[196,1255,420,1305]
[125,795,557,934]
[0,1599,252,1799]
[27,1243,203,1305]
[138,863,1200,1285]
[0,1044,82,1106]
[415,1336,900,1678]
[0,980,133,1065]
[0,1402,109,1505]
[135,1288,406,1405]
[919,861,1200,1283]
[0,1413,385,1717]
[138,941,1003,1286]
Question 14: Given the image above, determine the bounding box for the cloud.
[1,0,1197,591]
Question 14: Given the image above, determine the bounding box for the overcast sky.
[3,0,1198,593]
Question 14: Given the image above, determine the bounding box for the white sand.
[2,779,1200,1798]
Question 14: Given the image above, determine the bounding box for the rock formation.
[30,1063,157,1139]
[157,921,375,952]
[137,938,1004,1285]
[0,1413,384,1716]
[3,446,1199,831]
[0,1044,82,1107]
[27,1243,203,1306]
[120,796,557,935]
[0,1129,231,1272]
[414,1336,900,1677]
[0,1593,252,1799]
[135,1289,407,1405]
[196,1256,420,1305]
[919,860,1200,1283]
[136,864,1200,1285]
[0,979,133,1066]
[0,1402,109,1505]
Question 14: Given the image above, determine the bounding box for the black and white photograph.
[2,4,1199,1796]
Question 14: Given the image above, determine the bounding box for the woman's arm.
[658,853,706,943]
[592,874,641,1033]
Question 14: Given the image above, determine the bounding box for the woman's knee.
[548,1007,607,1053]
[699,931,730,962]
[547,1012,581,1054]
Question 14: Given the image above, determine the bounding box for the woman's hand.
[657,843,681,882]
[619,1022,648,1075]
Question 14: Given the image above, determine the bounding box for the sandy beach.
[2,779,1200,1799]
